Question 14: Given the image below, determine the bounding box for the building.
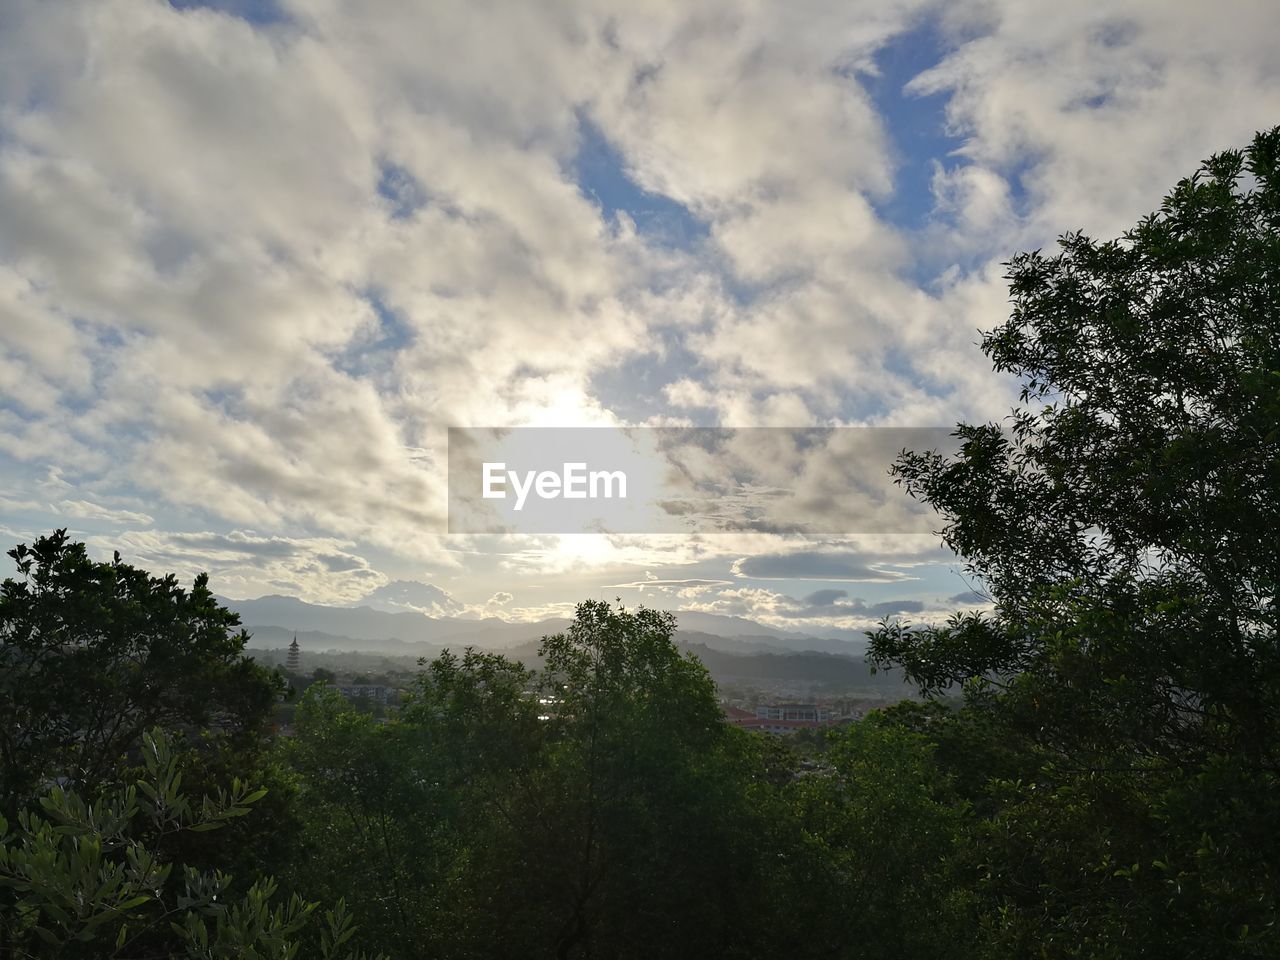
[722,703,846,736]
[732,717,832,735]
[286,635,301,673]
[755,703,831,722]
[335,683,398,706]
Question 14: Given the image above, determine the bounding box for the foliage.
[872,128,1279,734]
[524,601,770,959]
[277,685,454,958]
[0,729,381,960]
[279,603,813,959]
[0,531,282,816]
[787,716,974,960]
[869,127,1280,955]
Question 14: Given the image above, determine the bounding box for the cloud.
[915,0,1280,243]
[1,0,1275,624]
[360,579,463,617]
[606,576,734,600]
[88,529,385,605]
[607,578,733,589]
[671,583,952,633]
[55,499,154,526]
[774,588,925,619]
[732,551,913,582]
[0,0,960,559]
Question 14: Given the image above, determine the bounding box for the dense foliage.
[870,126,1280,957]
[2,128,1275,958]
[0,531,282,818]
[0,730,380,959]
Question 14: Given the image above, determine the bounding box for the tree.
[869,128,1280,956]
[0,531,283,817]
[872,128,1278,745]
[277,685,458,959]
[285,603,809,959]
[530,602,734,958]
[0,728,381,960]
[787,716,974,960]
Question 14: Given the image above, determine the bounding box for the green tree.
[787,715,975,960]
[869,128,1280,956]
[528,601,747,958]
[0,729,380,960]
[278,685,457,958]
[0,532,283,816]
[286,603,809,959]
[872,129,1279,750]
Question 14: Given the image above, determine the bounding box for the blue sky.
[865,20,958,229]
[1,0,1277,637]
[573,115,709,250]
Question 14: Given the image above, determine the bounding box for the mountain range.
[218,594,870,657]
[221,595,913,695]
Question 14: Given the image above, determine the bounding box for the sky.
[1,0,1278,637]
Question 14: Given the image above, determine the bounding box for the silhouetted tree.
[870,127,1280,957]
[0,531,282,817]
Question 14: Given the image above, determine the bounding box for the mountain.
[241,624,908,697]
[230,594,910,697]
[236,624,442,657]
[669,612,869,653]
[218,594,569,650]
[219,594,865,656]
[680,642,913,693]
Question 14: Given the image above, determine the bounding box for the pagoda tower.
[286,634,301,673]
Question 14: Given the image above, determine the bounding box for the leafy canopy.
[0,530,282,815]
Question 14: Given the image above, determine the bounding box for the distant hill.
[240,619,908,698]
[237,624,442,658]
[482,636,908,693]
[218,594,565,649]
[220,594,866,656]
[681,642,912,693]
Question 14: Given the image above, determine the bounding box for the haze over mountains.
[220,594,870,657]
[222,594,914,695]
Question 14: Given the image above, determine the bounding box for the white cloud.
[56,499,154,526]
[671,583,961,632]
[0,0,1273,625]
[360,579,463,616]
[88,528,387,605]
[917,0,1280,242]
